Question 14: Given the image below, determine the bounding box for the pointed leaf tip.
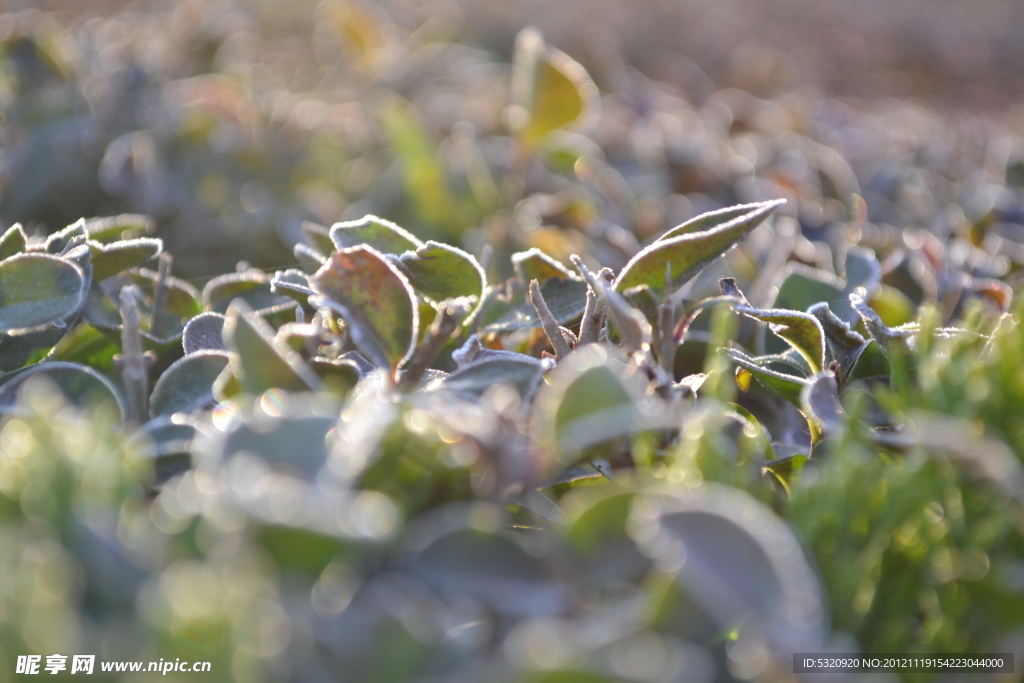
[615,199,786,294]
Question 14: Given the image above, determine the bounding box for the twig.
[577,284,604,344]
[149,252,172,339]
[658,261,676,375]
[118,285,150,423]
[528,279,573,359]
[397,297,474,390]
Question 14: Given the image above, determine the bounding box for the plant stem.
[119,285,150,423]
[397,297,473,390]
[528,279,572,359]
[150,252,172,339]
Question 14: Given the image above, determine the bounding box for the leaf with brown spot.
[310,246,419,375]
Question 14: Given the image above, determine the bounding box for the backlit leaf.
[614,199,785,294]
[725,348,808,407]
[301,221,336,256]
[310,246,418,375]
[395,241,485,304]
[88,238,162,282]
[850,292,915,355]
[203,270,290,314]
[512,248,577,283]
[721,277,825,372]
[84,214,155,242]
[511,27,597,147]
[0,224,27,259]
[329,214,422,254]
[270,268,315,305]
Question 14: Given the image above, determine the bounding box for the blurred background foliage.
[1,1,1024,682]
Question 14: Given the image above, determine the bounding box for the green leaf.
[329,214,422,254]
[414,525,568,616]
[808,302,870,387]
[301,220,336,256]
[564,491,650,584]
[621,284,660,336]
[195,394,337,480]
[750,308,825,372]
[842,245,882,296]
[0,361,124,418]
[85,270,202,345]
[629,485,826,653]
[762,454,807,497]
[0,224,27,259]
[0,253,87,333]
[378,97,464,229]
[0,327,71,371]
[614,199,785,294]
[129,415,196,485]
[770,246,881,325]
[270,268,315,305]
[45,220,87,254]
[182,312,227,354]
[310,246,419,375]
[846,339,890,382]
[149,350,230,417]
[850,292,915,355]
[223,300,321,394]
[725,348,809,406]
[84,214,155,242]
[432,356,547,399]
[532,345,650,468]
[869,284,916,327]
[82,284,122,330]
[482,277,589,332]
[511,28,596,147]
[511,248,577,283]
[88,238,162,282]
[45,323,118,372]
[203,270,289,314]
[309,357,362,397]
[655,203,780,243]
[721,277,825,371]
[727,404,777,461]
[395,241,485,304]
[770,263,843,319]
